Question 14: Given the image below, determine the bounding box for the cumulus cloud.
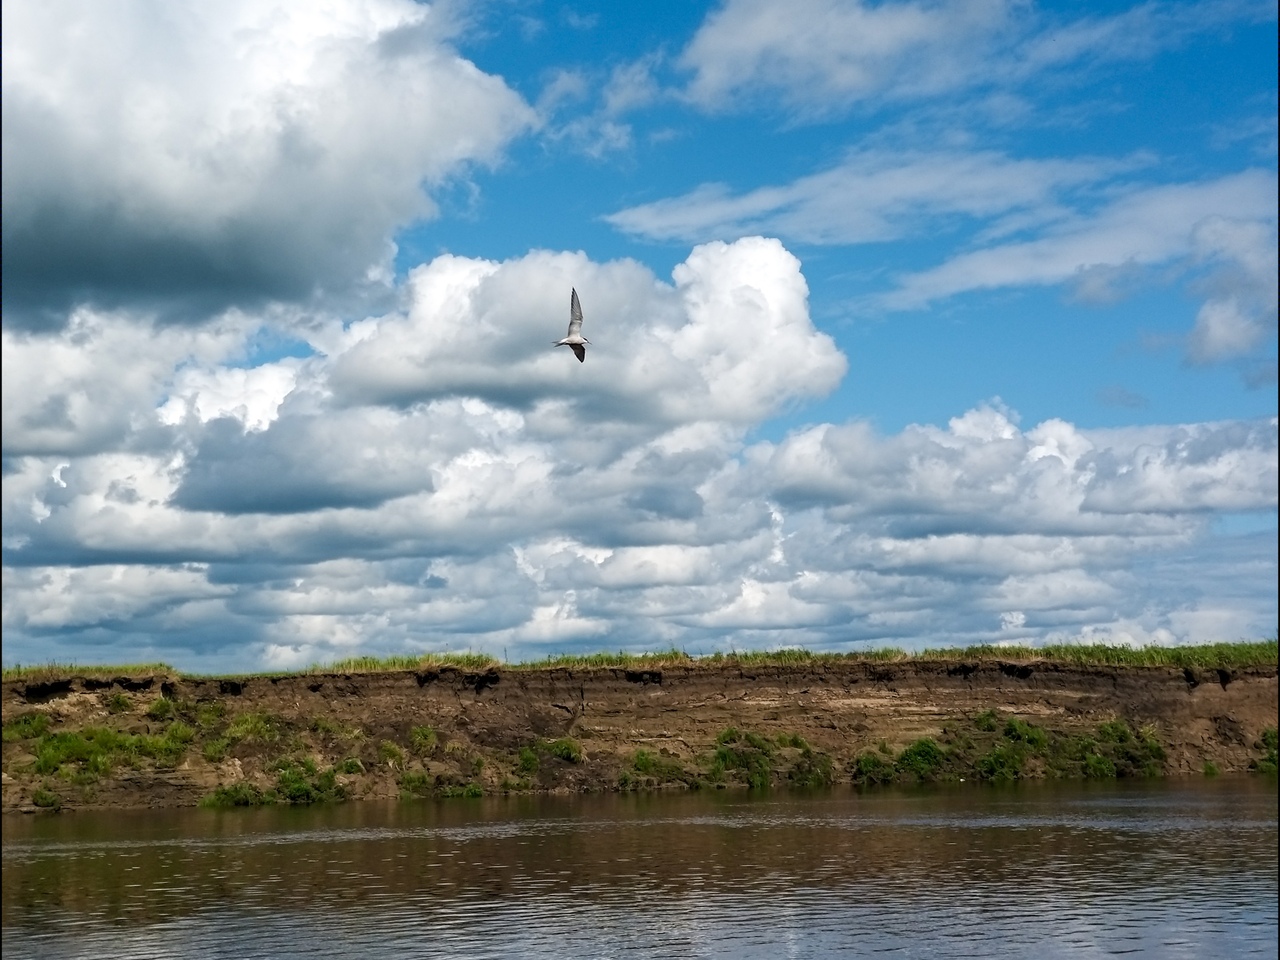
[1,0,535,325]
[3,239,1276,670]
[327,236,846,426]
[740,406,1277,536]
[1,308,251,457]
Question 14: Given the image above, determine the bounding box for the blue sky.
[2,0,1276,672]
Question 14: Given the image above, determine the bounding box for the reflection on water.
[3,778,1276,959]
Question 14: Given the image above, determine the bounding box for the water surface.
[4,777,1276,959]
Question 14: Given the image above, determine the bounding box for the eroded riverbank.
[3,657,1277,811]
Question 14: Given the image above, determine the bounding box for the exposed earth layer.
[3,659,1277,812]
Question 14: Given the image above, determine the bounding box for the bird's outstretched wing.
[571,343,585,362]
[567,288,583,337]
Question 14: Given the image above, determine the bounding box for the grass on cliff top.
[1,662,177,683]
[918,640,1278,669]
[315,652,500,674]
[4,639,1275,683]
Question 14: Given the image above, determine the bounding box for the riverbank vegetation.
[4,639,1276,684]
[4,639,1275,812]
[6,687,1274,811]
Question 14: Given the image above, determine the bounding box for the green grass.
[517,746,540,774]
[311,652,500,674]
[202,738,231,763]
[309,717,363,741]
[9,640,1271,682]
[400,772,483,799]
[973,710,999,732]
[409,726,438,756]
[3,712,52,742]
[195,702,226,727]
[1083,753,1117,778]
[32,786,62,810]
[529,647,693,669]
[29,723,196,780]
[1252,727,1278,774]
[1097,719,1132,743]
[201,759,348,807]
[623,748,697,789]
[632,749,658,774]
[273,758,345,804]
[1003,718,1049,750]
[378,740,405,768]
[2,663,175,683]
[546,738,583,763]
[849,712,1175,789]
[851,751,896,786]
[709,728,774,789]
[896,738,948,781]
[976,743,1025,783]
[200,782,272,808]
[399,771,434,797]
[225,712,284,743]
[437,782,484,798]
[920,640,1278,669]
[787,747,835,788]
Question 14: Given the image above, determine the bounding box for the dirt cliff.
[3,659,1276,812]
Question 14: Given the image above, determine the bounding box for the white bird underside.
[553,288,589,362]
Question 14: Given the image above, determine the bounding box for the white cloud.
[2,239,1275,670]
[606,149,1118,245]
[999,610,1026,631]
[884,171,1277,308]
[1081,419,1279,514]
[680,0,1016,114]
[2,308,250,456]
[678,0,1274,116]
[1,564,229,630]
[747,406,1277,532]
[1,0,535,321]
[158,361,303,432]
[1186,217,1279,364]
[607,152,1275,375]
[327,236,846,427]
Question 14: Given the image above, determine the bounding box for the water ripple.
[3,779,1276,960]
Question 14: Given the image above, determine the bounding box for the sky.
[2,0,1276,673]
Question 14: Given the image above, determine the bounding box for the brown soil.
[3,659,1276,812]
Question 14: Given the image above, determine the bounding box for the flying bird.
[553,288,590,362]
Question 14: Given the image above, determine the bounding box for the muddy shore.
[3,659,1276,812]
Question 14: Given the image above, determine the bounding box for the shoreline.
[4,654,1277,813]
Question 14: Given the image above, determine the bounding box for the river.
[3,777,1276,959]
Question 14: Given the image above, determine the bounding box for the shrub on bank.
[1252,728,1278,774]
[546,738,583,763]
